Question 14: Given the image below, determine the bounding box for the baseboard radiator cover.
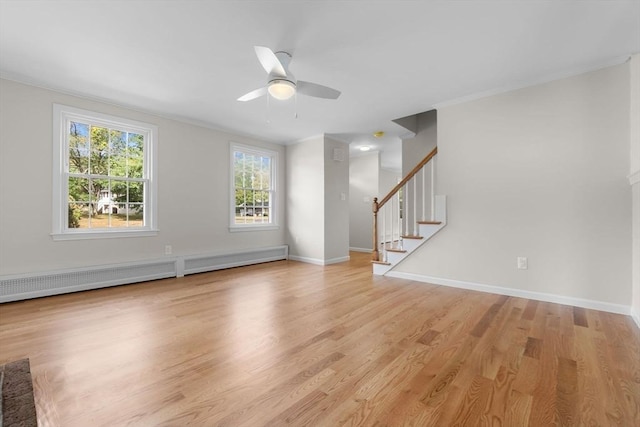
[0,260,177,303]
[182,245,289,275]
[1,245,290,303]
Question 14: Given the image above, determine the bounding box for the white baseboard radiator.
[182,245,289,275]
[0,245,288,303]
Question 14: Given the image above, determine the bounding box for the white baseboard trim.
[0,245,289,303]
[289,255,350,266]
[288,255,325,265]
[386,271,632,316]
[349,247,372,253]
[325,256,350,265]
[631,307,640,329]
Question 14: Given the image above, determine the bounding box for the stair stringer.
[373,195,447,275]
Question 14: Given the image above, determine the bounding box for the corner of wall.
[630,53,640,329]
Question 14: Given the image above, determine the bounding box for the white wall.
[348,156,401,254]
[0,79,286,276]
[395,63,632,307]
[402,110,437,175]
[630,53,640,325]
[324,137,350,261]
[349,152,379,251]
[286,135,349,264]
[379,168,400,197]
[401,110,438,229]
[285,136,325,261]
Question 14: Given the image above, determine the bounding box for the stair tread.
[417,221,442,225]
[371,261,391,266]
[402,235,423,239]
[386,248,407,253]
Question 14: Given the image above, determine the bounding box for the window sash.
[52,104,158,239]
[230,143,277,230]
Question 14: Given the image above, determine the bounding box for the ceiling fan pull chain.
[294,92,298,119]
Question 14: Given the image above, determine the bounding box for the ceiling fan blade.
[237,86,267,102]
[254,46,286,77]
[296,81,341,99]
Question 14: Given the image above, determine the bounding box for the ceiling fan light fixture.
[268,79,296,100]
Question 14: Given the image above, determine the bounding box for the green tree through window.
[67,121,145,228]
[53,104,157,239]
[232,144,276,226]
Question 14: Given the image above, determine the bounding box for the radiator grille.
[0,261,176,302]
[184,246,288,275]
[1,246,288,302]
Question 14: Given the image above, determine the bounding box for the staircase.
[372,147,446,275]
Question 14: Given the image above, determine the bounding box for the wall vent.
[0,260,176,303]
[183,245,288,275]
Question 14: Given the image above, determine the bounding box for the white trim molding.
[629,170,640,186]
[386,271,632,316]
[349,247,373,253]
[289,255,350,266]
[434,55,630,109]
[631,308,640,329]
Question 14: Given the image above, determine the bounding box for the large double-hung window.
[52,104,157,240]
[230,143,277,231]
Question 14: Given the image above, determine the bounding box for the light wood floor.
[1,252,638,426]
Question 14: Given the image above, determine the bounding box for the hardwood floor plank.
[523,336,542,359]
[469,295,509,338]
[416,329,440,346]
[504,389,532,426]
[448,375,493,425]
[261,389,329,426]
[483,365,517,424]
[521,299,539,321]
[556,356,579,425]
[573,306,589,327]
[1,252,638,426]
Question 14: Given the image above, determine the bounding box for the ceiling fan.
[237,46,341,102]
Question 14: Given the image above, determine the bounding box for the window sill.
[51,229,159,241]
[228,225,279,233]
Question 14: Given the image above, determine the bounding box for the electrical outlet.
[165,245,172,255]
[517,257,528,270]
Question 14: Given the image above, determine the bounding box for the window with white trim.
[52,104,157,240]
[230,143,277,230]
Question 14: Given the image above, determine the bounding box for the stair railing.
[372,147,438,262]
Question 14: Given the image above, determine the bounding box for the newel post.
[372,197,379,261]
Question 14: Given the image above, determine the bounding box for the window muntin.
[231,143,277,229]
[53,105,157,239]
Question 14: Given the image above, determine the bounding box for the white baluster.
[396,192,401,248]
[381,205,386,262]
[413,176,417,236]
[421,167,426,222]
[431,155,436,221]
[404,184,409,239]
[390,195,395,251]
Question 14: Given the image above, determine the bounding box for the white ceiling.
[1,1,639,171]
